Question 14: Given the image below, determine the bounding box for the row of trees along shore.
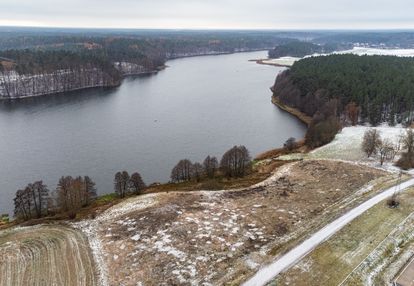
[13,145,252,221]
[170,145,252,183]
[14,176,97,221]
[13,171,145,221]
[273,54,414,148]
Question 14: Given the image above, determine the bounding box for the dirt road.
[242,177,414,286]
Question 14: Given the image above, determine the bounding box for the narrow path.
[242,177,414,286]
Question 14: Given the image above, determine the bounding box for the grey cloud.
[1,0,414,29]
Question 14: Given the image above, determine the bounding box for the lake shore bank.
[0,50,268,100]
[271,96,312,126]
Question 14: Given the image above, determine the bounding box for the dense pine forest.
[274,54,414,126]
[272,54,414,147]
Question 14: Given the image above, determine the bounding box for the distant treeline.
[0,32,292,76]
[268,41,346,58]
[273,54,414,147]
[0,32,294,98]
[0,49,119,76]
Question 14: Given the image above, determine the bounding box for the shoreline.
[0,50,267,101]
[251,59,293,68]
[255,96,311,160]
[0,67,168,101]
[271,95,312,126]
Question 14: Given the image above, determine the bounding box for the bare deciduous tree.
[84,176,97,206]
[192,162,203,182]
[378,139,394,166]
[114,171,130,198]
[14,181,49,221]
[170,159,193,182]
[130,172,146,194]
[55,176,97,216]
[362,129,382,158]
[203,155,218,178]
[403,128,414,155]
[220,145,251,178]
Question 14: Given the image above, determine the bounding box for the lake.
[0,51,306,216]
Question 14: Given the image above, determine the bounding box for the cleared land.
[264,125,414,286]
[78,159,391,285]
[273,186,414,286]
[0,224,98,286]
[396,257,414,286]
[279,125,407,173]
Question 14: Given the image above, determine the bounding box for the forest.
[0,29,295,98]
[272,54,414,147]
[268,41,344,58]
[274,54,414,126]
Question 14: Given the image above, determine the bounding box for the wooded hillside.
[273,54,414,126]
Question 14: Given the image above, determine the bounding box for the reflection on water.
[0,51,306,215]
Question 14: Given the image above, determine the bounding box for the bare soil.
[0,224,98,286]
[92,160,388,285]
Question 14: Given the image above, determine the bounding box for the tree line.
[114,171,146,198]
[13,170,146,221]
[0,31,293,78]
[13,176,97,221]
[268,41,344,58]
[170,145,252,183]
[273,54,414,147]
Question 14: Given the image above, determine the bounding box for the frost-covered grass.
[264,47,414,68]
[280,125,408,172]
[335,47,414,57]
[261,57,301,67]
[311,126,405,161]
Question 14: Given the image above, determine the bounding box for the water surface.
[0,51,306,215]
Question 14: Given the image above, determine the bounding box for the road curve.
[242,177,414,286]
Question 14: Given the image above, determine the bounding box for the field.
[0,125,407,285]
[0,224,98,286]
[280,125,408,172]
[260,47,414,66]
[76,159,391,285]
[273,187,414,286]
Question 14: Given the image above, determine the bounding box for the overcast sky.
[1,0,413,30]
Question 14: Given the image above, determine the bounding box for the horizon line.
[1,25,414,32]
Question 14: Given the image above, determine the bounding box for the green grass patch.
[275,187,414,286]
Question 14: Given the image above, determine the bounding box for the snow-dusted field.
[311,126,405,161]
[73,160,386,285]
[261,57,301,67]
[243,177,414,286]
[334,47,414,57]
[264,47,414,68]
[280,125,408,172]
